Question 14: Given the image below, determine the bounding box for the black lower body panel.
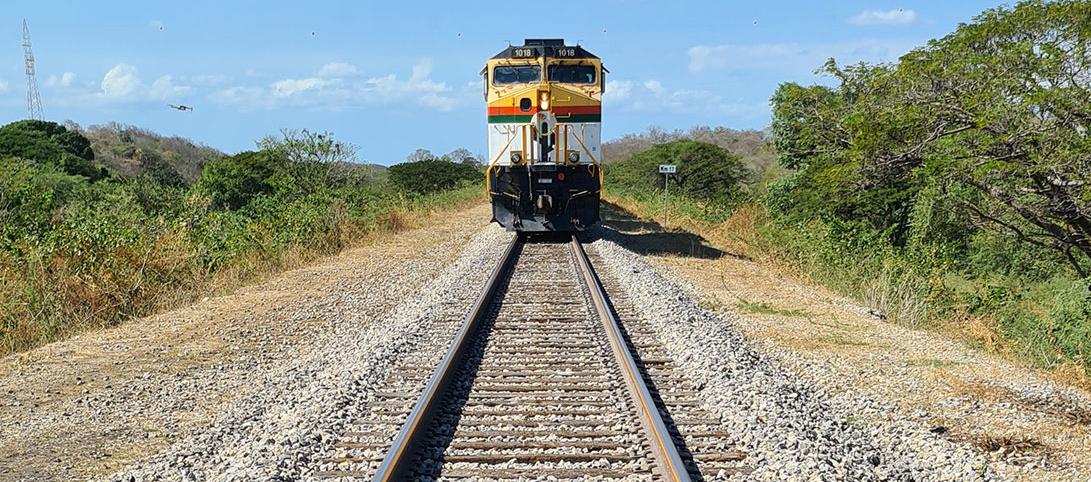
[489,164,600,232]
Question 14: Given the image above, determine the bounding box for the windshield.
[548,64,596,84]
[493,65,541,85]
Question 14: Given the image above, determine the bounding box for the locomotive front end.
[484,39,604,232]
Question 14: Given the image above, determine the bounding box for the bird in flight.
[168,104,193,112]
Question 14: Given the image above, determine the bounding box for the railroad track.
[317,234,747,480]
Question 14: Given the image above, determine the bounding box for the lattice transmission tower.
[22,19,44,120]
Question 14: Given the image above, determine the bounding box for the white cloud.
[847,9,917,26]
[210,59,462,112]
[603,80,632,104]
[642,80,664,95]
[92,64,191,102]
[271,77,335,97]
[149,75,192,100]
[688,39,915,73]
[605,77,769,118]
[183,74,229,86]
[209,86,265,107]
[0,80,8,94]
[46,72,77,88]
[101,64,141,99]
[410,60,431,83]
[317,62,358,78]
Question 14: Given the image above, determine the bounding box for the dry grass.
[2,231,207,354]
[1052,362,1091,393]
[938,312,1011,355]
[0,189,486,357]
[856,267,931,327]
[377,207,413,233]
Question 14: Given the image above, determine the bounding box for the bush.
[0,120,104,180]
[608,140,749,205]
[1045,279,1091,366]
[387,158,481,195]
[196,151,282,210]
[0,157,85,245]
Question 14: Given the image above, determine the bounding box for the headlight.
[510,151,523,164]
[566,150,580,163]
[539,91,550,111]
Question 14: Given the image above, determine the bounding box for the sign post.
[658,164,676,227]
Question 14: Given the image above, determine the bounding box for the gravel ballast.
[107,228,512,481]
[587,232,1001,481]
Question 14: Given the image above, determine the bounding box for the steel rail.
[371,234,522,482]
[570,235,692,482]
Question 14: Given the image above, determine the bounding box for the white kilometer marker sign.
[659,164,676,226]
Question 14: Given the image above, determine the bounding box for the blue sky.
[2,1,1004,164]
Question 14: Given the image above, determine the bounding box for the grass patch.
[817,333,869,347]
[844,414,866,428]
[906,358,962,368]
[698,297,726,312]
[734,299,810,318]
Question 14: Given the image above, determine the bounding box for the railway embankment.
[2,201,1089,481]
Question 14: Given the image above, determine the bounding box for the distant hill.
[73,121,224,186]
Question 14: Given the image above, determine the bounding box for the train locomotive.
[483,39,605,231]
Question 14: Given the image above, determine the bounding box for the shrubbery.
[0,120,104,180]
[606,140,750,224]
[387,157,482,194]
[0,124,483,354]
[608,140,748,202]
[764,0,1090,370]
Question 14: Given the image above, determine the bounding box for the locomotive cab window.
[493,65,541,85]
[548,64,596,84]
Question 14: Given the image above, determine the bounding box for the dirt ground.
[0,203,493,481]
[598,204,1091,481]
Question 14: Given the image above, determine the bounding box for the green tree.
[387,158,481,195]
[137,148,186,188]
[441,147,483,169]
[770,0,1091,275]
[255,129,357,195]
[0,157,85,245]
[196,151,282,210]
[608,140,749,203]
[0,120,104,180]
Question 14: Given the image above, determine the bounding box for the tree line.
[771,0,1091,278]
